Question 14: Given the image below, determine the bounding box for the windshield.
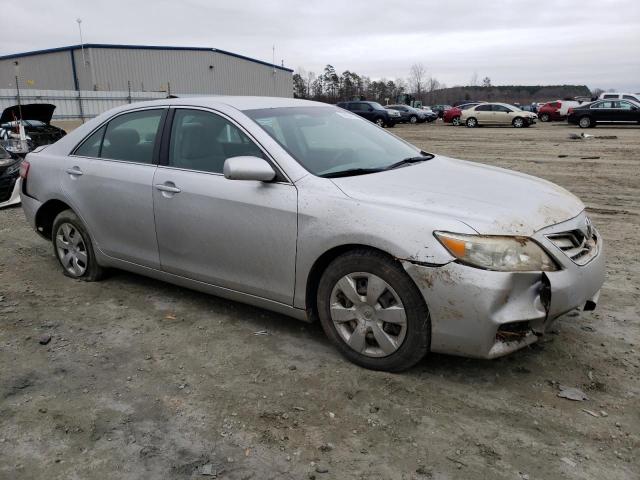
[244,106,423,177]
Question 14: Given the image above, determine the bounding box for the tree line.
[293,63,446,104]
[294,63,598,106]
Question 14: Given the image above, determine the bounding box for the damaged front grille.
[547,229,598,265]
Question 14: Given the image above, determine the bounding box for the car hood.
[0,104,55,124]
[331,156,583,236]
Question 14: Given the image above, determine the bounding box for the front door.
[63,108,165,267]
[152,108,298,305]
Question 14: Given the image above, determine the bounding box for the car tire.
[452,116,460,126]
[316,249,430,372]
[409,115,418,124]
[375,117,385,127]
[52,209,105,281]
[578,116,592,128]
[512,117,525,128]
[466,117,478,128]
[540,113,550,122]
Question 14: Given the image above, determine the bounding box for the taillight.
[567,108,574,115]
[19,160,30,179]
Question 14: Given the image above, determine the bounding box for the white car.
[599,92,640,103]
[0,144,22,208]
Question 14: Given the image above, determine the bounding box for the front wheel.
[539,113,550,122]
[317,250,430,372]
[452,116,460,126]
[409,115,418,124]
[375,117,385,127]
[512,117,525,128]
[52,209,105,281]
[466,117,478,128]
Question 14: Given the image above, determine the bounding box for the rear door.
[65,108,165,267]
[474,104,493,123]
[152,107,298,304]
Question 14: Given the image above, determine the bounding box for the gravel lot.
[1,120,638,479]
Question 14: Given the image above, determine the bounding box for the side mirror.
[223,156,276,182]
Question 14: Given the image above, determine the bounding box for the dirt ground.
[1,121,638,480]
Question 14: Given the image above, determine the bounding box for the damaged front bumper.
[403,215,605,359]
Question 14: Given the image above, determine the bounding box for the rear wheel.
[466,117,478,128]
[375,117,385,127]
[409,115,418,124]
[52,209,104,281]
[452,116,460,126]
[512,117,525,128]
[539,113,550,122]
[579,116,592,128]
[317,250,430,372]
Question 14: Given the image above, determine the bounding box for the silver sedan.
[20,97,605,371]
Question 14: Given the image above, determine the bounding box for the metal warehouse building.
[0,44,293,97]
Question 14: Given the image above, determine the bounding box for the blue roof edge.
[0,44,294,72]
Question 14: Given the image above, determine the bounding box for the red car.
[443,102,483,125]
[537,101,564,122]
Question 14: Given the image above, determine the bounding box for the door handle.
[154,183,181,193]
[65,166,83,176]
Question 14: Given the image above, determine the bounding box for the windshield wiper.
[320,167,384,178]
[385,153,434,170]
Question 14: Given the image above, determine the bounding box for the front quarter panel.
[293,174,471,309]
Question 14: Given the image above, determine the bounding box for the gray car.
[20,97,605,371]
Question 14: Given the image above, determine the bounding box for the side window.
[492,105,510,112]
[602,94,617,99]
[618,101,633,110]
[476,104,492,112]
[623,95,638,101]
[169,109,264,174]
[101,110,163,164]
[74,125,106,157]
[350,103,364,112]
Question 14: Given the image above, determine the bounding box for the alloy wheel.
[329,272,407,358]
[513,118,524,128]
[376,118,385,127]
[452,117,460,126]
[410,116,417,124]
[55,222,88,277]
[579,117,591,128]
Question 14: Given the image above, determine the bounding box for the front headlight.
[434,231,558,272]
[5,159,22,175]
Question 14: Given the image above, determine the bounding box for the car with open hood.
[0,104,67,148]
[20,97,604,371]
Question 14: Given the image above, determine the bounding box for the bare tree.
[482,76,492,87]
[591,87,604,99]
[408,63,426,97]
[470,71,479,87]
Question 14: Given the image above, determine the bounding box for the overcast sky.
[3,0,639,91]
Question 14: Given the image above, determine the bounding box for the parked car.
[0,143,22,208]
[336,101,400,127]
[460,103,537,128]
[0,104,66,147]
[419,107,438,122]
[443,102,483,126]
[20,97,604,371]
[599,92,640,103]
[537,100,583,122]
[567,99,640,128]
[431,104,452,118]
[385,104,428,124]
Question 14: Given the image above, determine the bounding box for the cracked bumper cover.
[402,234,605,359]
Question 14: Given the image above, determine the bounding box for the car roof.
[110,96,325,112]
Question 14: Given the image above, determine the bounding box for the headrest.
[109,128,140,148]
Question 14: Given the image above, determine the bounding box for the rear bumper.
[0,176,21,209]
[20,188,41,230]
[402,215,605,359]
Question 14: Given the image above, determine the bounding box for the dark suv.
[336,101,400,127]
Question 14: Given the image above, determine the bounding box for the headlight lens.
[434,231,558,272]
[5,159,22,175]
